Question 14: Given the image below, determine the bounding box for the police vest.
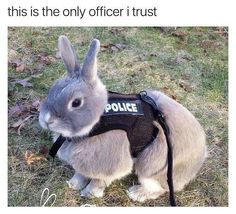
[89,91,158,157]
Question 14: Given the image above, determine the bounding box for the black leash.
[156,112,176,206]
[140,91,176,206]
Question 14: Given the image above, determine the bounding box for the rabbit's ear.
[81,39,100,83]
[58,35,80,77]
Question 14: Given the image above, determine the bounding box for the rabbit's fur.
[39,36,206,202]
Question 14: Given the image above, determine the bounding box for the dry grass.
[8,27,228,206]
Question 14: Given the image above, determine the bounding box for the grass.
[8,27,228,206]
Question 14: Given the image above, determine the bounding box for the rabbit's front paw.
[67,173,89,190]
[80,180,105,198]
[80,187,104,198]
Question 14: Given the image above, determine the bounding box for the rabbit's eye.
[72,98,82,108]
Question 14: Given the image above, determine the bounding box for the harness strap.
[139,91,176,206]
[49,135,66,158]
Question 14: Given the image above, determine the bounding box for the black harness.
[88,91,158,157]
[49,91,176,206]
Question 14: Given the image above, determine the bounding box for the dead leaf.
[44,56,56,64]
[114,43,126,50]
[24,150,46,165]
[39,145,49,155]
[101,43,126,52]
[199,40,220,50]
[171,31,187,40]
[38,53,56,65]
[9,59,22,68]
[9,99,41,118]
[16,63,26,72]
[161,87,178,101]
[171,95,177,100]
[179,80,192,92]
[101,44,110,49]
[29,52,57,74]
[160,86,170,94]
[32,100,41,110]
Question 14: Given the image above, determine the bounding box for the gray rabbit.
[39,36,206,202]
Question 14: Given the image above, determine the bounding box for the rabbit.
[39,35,206,202]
